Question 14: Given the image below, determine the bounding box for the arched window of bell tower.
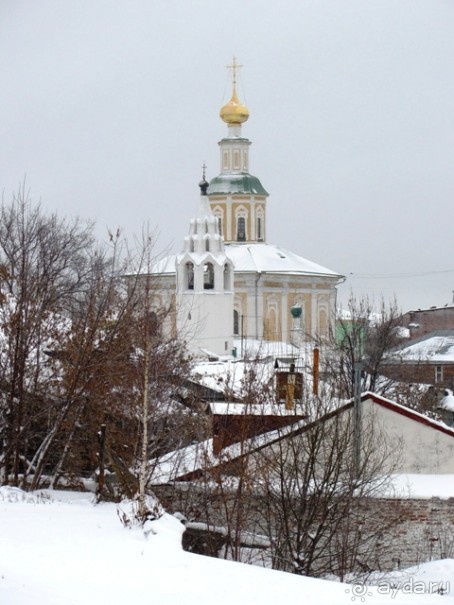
[203,262,214,290]
[223,263,232,291]
[186,262,194,290]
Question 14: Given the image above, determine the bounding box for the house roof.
[209,401,306,416]
[388,330,454,364]
[361,392,454,438]
[152,392,454,483]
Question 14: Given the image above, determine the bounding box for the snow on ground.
[385,474,454,499]
[1,487,453,604]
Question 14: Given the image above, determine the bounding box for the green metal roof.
[207,173,268,196]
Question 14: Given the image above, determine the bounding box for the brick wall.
[154,484,454,574]
[383,362,454,387]
[403,307,454,339]
[358,497,454,570]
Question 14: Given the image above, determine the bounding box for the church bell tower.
[175,173,234,357]
[208,58,269,245]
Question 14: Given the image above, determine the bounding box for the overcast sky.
[1,0,453,312]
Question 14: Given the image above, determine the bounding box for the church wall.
[177,291,233,355]
[230,272,338,344]
[209,197,267,245]
[154,266,339,348]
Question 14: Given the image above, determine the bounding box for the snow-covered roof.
[151,243,342,279]
[225,243,341,278]
[358,391,454,437]
[191,341,313,393]
[150,419,307,484]
[390,330,454,363]
[209,402,306,416]
[406,304,454,314]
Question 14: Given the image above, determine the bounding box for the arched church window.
[203,262,214,290]
[186,262,194,290]
[256,207,264,242]
[319,308,328,338]
[205,236,210,252]
[213,206,224,238]
[237,217,246,242]
[233,310,240,335]
[264,300,279,341]
[147,311,161,338]
[257,216,263,241]
[265,307,278,341]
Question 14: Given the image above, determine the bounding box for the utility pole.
[353,361,362,481]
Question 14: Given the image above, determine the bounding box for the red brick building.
[402,305,454,340]
[383,330,454,387]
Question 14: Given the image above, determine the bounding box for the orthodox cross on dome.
[226,56,243,89]
[199,162,209,195]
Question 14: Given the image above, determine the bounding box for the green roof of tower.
[207,173,268,196]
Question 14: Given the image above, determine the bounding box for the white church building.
[152,65,343,357]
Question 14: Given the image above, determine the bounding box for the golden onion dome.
[220,88,249,125]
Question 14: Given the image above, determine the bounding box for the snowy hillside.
[1,488,453,604]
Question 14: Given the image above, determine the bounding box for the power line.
[348,268,454,279]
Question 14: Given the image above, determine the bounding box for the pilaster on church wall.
[226,196,232,241]
[281,287,288,342]
[169,293,177,337]
[287,292,302,342]
[234,291,249,338]
[305,294,313,339]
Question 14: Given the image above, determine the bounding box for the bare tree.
[333,296,405,398]
[254,395,402,579]
[102,231,193,519]
[0,189,191,495]
[28,233,136,489]
[0,186,96,486]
